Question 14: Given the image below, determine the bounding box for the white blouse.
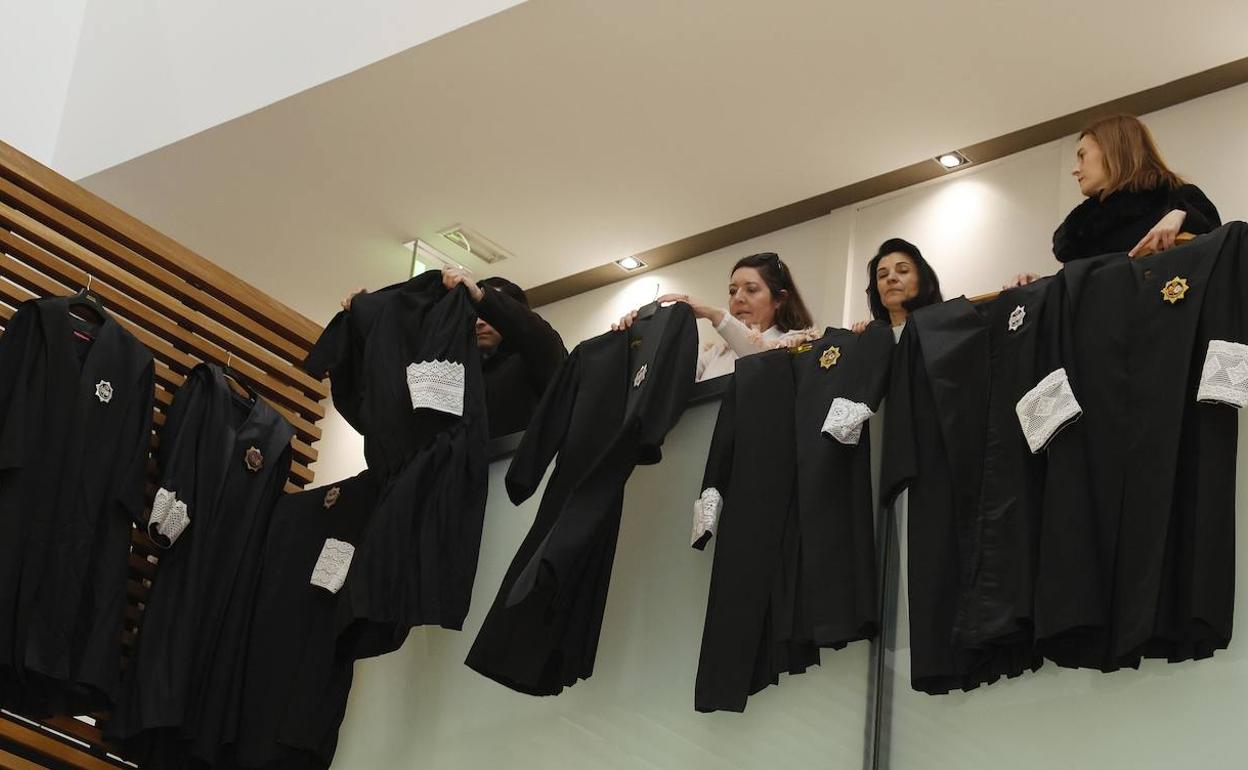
[695,312,822,382]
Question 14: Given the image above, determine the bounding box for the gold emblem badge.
[1161,276,1190,304]
[244,445,264,473]
[323,486,342,509]
[819,345,841,369]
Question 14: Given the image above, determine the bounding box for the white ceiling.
[78,0,1248,325]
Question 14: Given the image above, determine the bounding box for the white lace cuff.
[1016,367,1082,453]
[406,359,465,417]
[148,487,190,548]
[310,538,356,594]
[1197,340,1248,408]
[691,487,723,549]
[822,398,874,446]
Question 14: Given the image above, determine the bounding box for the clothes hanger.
[222,352,257,402]
[66,274,106,328]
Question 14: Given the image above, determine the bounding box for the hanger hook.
[226,352,233,369]
[86,274,93,292]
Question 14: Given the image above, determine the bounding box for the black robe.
[1022,222,1248,670]
[108,364,294,768]
[230,471,380,770]
[303,272,488,658]
[465,302,697,696]
[1053,183,1220,263]
[693,323,893,713]
[475,287,568,438]
[0,297,153,715]
[882,295,1046,695]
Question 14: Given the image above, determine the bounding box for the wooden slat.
[0,223,326,422]
[0,716,119,770]
[0,142,322,352]
[0,174,328,401]
[0,745,47,770]
[1,136,329,769]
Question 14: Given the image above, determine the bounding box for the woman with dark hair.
[614,252,820,381]
[850,237,944,334]
[1005,113,1221,286]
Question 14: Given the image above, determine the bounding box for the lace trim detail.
[821,397,874,446]
[1016,367,1082,453]
[691,487,723,549]
[406,359,465,417]
[310,538,356,594]
[1197,339,1248,408]
[148,487,190,548]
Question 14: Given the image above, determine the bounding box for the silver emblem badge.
[95,380,113,404]
[633,364,648,389]
[1007,305,1026,332]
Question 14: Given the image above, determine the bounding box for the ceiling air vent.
[439,225,513,265]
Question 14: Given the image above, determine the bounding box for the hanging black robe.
[230,471,379,770]
[1021,222,1248,670]
[693,323,894,713]
[108,363,294,768]
[882,296,1045,695]
[0,297,153,716]
[303,272,488,658]
[465,302,698,696]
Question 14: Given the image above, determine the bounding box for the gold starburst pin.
[1161,276,1190,304]
[819,345,841,369]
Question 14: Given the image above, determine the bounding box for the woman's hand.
[655,293,725,326]
[442,266,484,302]
[1128,209,1187,258]
[341,287,367,311]
[850,320,872,334]
[1002,273,1041,289]
[612,309,640,331]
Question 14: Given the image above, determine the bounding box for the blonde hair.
[1080,115,1184,200]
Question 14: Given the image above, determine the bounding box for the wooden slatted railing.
[0,139,329,768]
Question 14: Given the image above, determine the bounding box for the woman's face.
[876,253,920,315]
[728,266,781,330]
[1072,134,1109,197]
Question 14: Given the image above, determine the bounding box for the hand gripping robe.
[303,272,488,658]
[466,302,698,696]
[232,471,380,770]
[881,291,1050,695]
[109,364,295,768]
[0,298,153,715]
[1019,222,1248,670]
[692,323,893,713]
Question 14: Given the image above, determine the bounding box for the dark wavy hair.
[865,238,943,322]
[731,252,814,332]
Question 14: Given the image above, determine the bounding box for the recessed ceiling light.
[936,151,971,170]
[615,256,646,271]
[438,225,513,265]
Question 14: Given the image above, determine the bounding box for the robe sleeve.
[822,322,894,445]
[880,325,918,506]
[115,358,155,528]
[692,375,734,550]
[403,284,476,419]
[0,303,38,472]
[504,346,582,505]
[1168,183,1221,236]
[474,288,568,399]
[1196,223,1248,408]
[302,310,368,435]
[1015,273,1083,453]
[147,366,212,548]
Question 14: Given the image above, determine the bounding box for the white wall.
[0,0,89,164]
[35,0,527,179]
